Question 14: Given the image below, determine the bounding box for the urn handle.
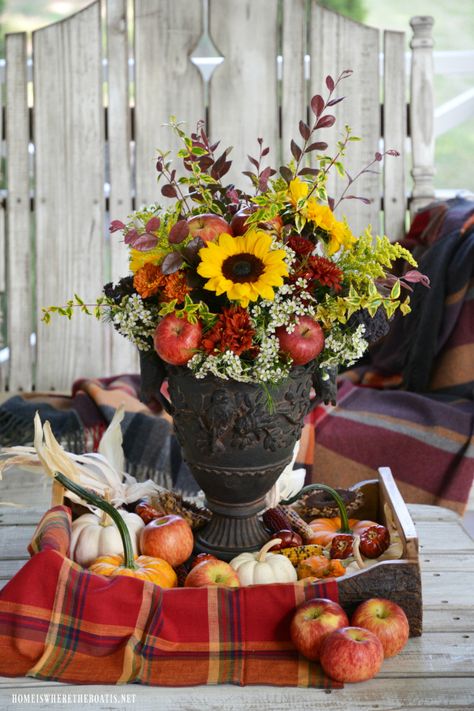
[138,350,175,416]
[311,365,338,407]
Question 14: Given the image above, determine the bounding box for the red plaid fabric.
[0,506,342,688]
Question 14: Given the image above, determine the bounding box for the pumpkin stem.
[54,471,138,570]
[257,538,282,561]
[280,483,351,534]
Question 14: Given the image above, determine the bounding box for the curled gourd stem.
[280,483,351,534]
[257,538,282,561]
[55,471,137,570]
[352,535,366,569]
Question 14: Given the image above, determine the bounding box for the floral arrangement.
[43,70,425,387]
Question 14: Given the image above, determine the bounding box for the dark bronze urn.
[140,351,318,560]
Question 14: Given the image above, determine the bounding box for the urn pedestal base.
[194,494,271,561]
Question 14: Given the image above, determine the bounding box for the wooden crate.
[51,466,422,636]
[338,467,422,636]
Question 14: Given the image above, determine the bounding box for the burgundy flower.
[308,256,343,292]
[287,235,314,257]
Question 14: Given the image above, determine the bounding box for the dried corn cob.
[278,505,315,543]
[262,507,293,533]
[275,544,324,566]
[150,490,211,531]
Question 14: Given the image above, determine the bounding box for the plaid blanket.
[312,198,474,514]
[0,374,200,494]
[0,506,341,688]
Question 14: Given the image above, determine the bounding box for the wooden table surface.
[1,470,473,710]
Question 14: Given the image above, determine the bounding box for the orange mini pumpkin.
[89,554,177,588]
[308,517,377,547]
[297,555,346,580]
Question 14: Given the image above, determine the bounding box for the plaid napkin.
[0,506,342,688]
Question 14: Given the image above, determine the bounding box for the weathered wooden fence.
[0,0,435,393]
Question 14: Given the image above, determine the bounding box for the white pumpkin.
[230,538,297,586]
[71,509,144,567]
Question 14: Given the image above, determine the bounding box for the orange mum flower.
[133,263,165,298]
[161,272,190,303]
[202,306,256,356]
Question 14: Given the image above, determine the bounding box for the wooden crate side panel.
[134,0,205,206]
[33,2,107,391]
[106,0,138,374]
[378,466,419,559]
[338,560,423,636]
[209,0,279,188]
[281,0,307,167]
[5,33,32,392]
[383,30,407,241]
[309,4,380,237]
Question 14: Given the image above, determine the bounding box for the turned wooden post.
[409,16,436,217]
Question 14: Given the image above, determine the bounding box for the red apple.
[290,598,349,661]
[153,313,202,365]
[269,530,303,549]
[184,558,240,588]
[231,207,283,236]
[319,626,384,683]
[190,553,218,569]
[187,213,232,243]
[230,207,255,236]
[140,514,194,568]
[351,598,410,658]
[259,214,283,234]
[276,316,325,366]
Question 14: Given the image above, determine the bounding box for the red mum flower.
[309,256,343,292]
[287,235,314,257]
[202,306,256,356]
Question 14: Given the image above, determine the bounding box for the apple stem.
[280,483,351,533]
[54,471,138,570]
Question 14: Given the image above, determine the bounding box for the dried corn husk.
[0,408,163,510]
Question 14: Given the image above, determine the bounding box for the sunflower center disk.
[222,253,265,283]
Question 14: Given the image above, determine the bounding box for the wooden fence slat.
[383,30,407,242]
[106,0,138,375]
[209,0,279,188]
[409,16,436,216]
[5,33,32,392]
[281,0,307,166]
[33,2,107,391]
[134,0,205,207]
[0,73,5,294]
[0,208,4,297]
[309,3,381,237]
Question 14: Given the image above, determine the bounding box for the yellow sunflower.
[197,230,288,308]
